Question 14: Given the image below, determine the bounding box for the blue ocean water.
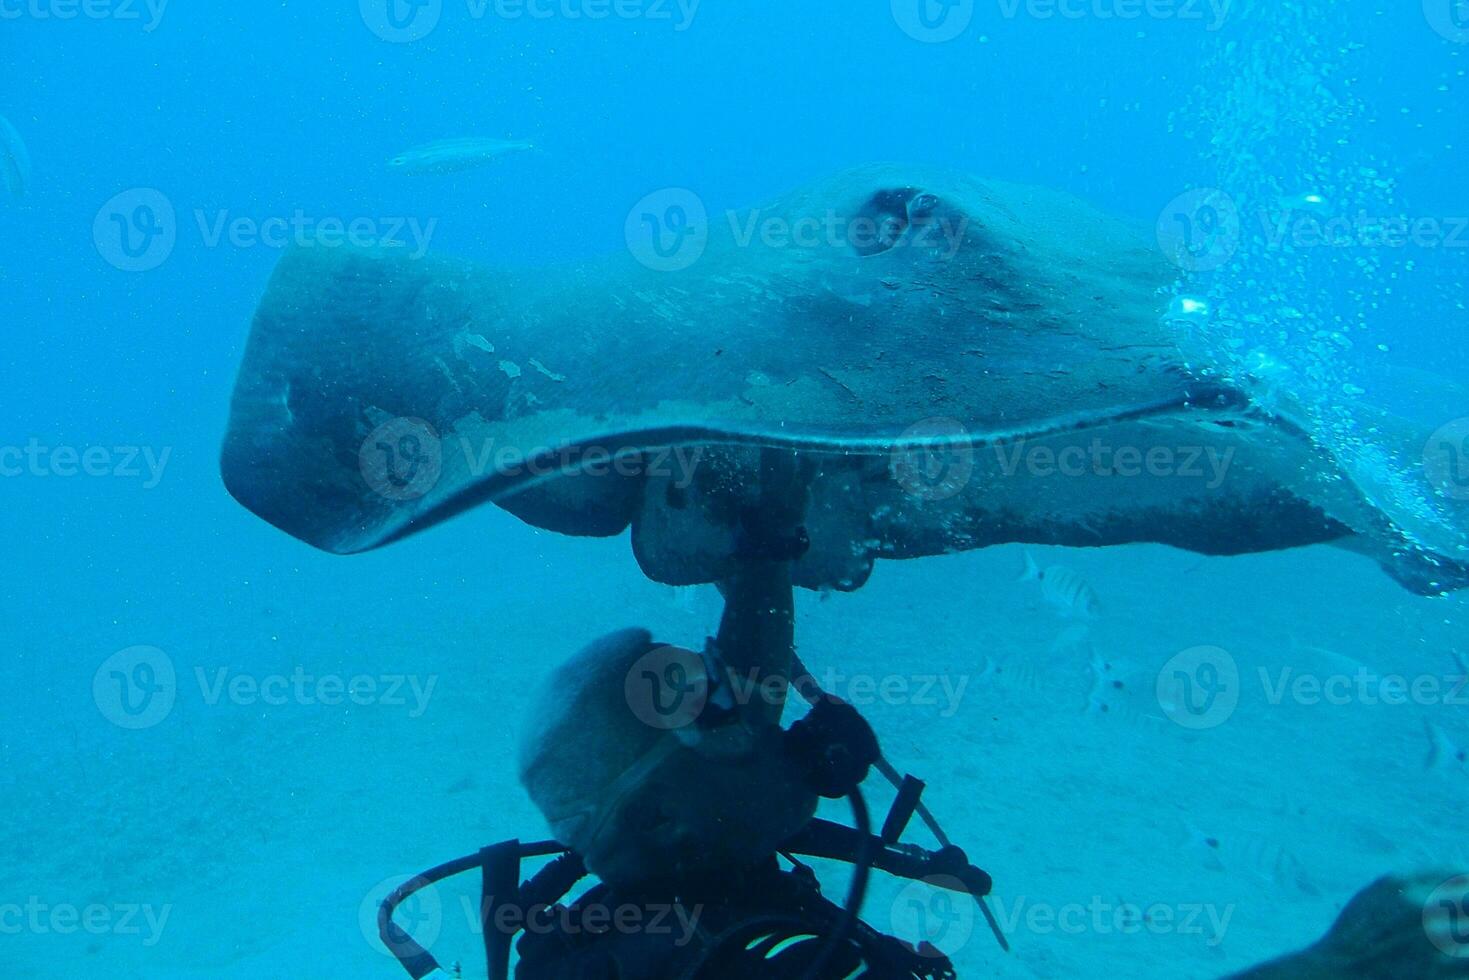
[4,2,1469,978]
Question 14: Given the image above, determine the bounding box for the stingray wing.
[220,166,1469,593]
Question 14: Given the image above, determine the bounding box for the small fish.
[1424,720,1467,772]
[1083,652,1133,717]
[1020,552,1100,619]
[1181,819,1318,895]
[0,113,31,199]
[388,137,534,175]
[1286,636,1372,675]
[1278,191,1331,215]
[976,654,1044,694]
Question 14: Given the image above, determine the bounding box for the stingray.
[220,164,1469,595]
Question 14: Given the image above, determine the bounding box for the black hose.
[799,788,874,980]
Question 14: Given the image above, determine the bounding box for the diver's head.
[518,629,818,888]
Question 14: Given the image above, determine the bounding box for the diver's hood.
[221,165,1469,594]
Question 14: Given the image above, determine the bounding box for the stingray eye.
[851,188,918,257]
[908,192,940,217]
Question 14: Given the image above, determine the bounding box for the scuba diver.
[378,484,1469,979]
[378,618,1468,979]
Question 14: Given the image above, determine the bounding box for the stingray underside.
[221,165,1469,594]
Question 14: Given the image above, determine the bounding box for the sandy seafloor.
[4,455,1467,980]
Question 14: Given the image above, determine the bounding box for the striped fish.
[387,137,534,175]
[1182,819,1319,895]
[0,114,30,199]
[976,654,1045,694]
[1020,552,1100,619]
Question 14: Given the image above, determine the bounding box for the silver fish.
[0,114,31,199]
[1020,552,1100,619]
[387,137,534,175]
[1181,819,1319,895]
